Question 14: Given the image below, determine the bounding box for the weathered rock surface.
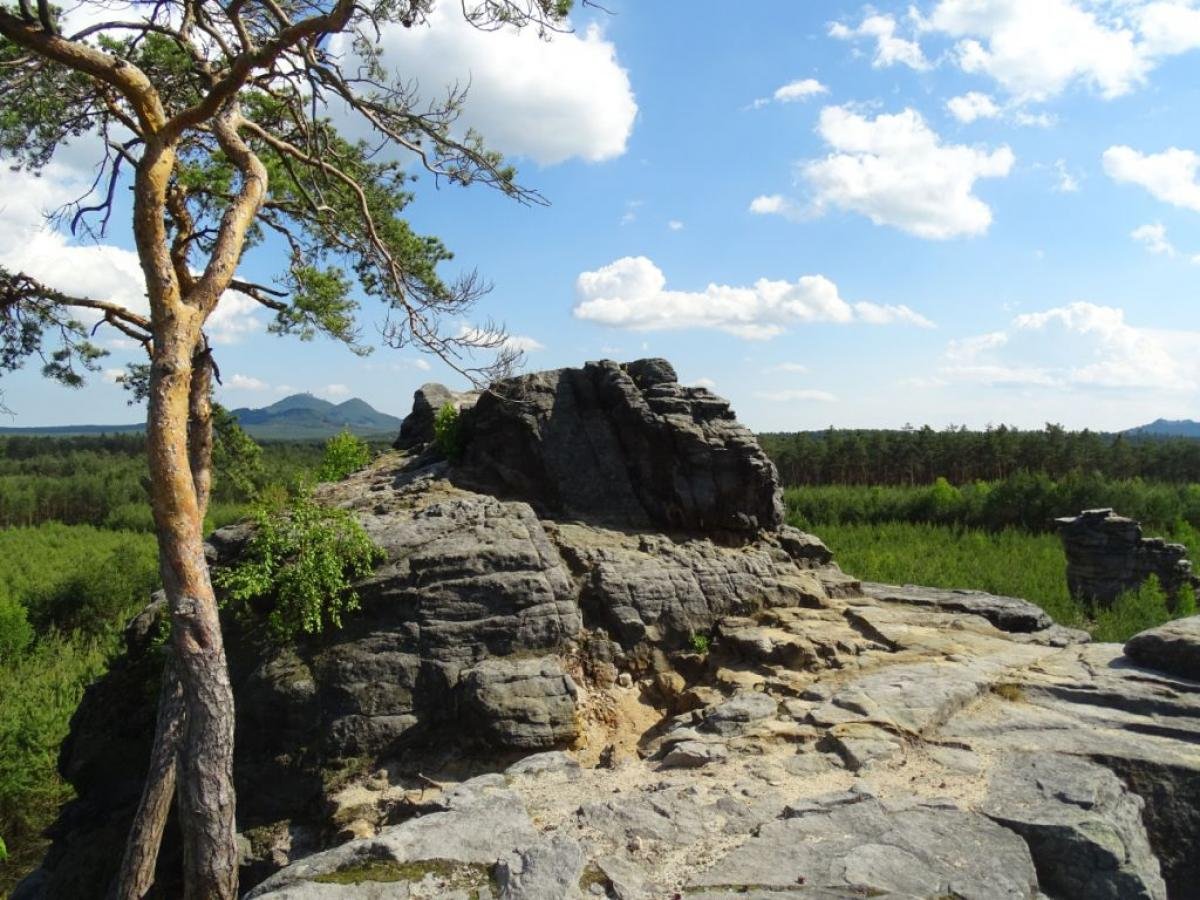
[393,383,478,450]
[1126,614,1200,681]
[1057,507,1200,610]
[21,360,1200,900]
[982,753,1166,899]
[456,358,783,533]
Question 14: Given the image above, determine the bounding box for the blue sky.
[6,0,1200,431]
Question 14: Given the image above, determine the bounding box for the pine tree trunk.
[116,654,184,900]
[117,347,218,899]
[146,327,238,900]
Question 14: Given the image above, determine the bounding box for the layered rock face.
[455,358,783,533]
[20,360,1200,900]
[1057,507,1200,610]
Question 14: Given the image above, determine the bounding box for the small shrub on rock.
[215,490,383,641]
[433,402,464,460]
[318,430,372,482]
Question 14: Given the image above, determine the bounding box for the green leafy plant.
[1092,575,1180,643]
[317,430,372,482]
[688,633,711,654]
[214,490,383,641]
[433,402,464,461]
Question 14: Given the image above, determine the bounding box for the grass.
[805,520,1195,641]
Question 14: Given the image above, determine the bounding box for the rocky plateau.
[16,359,1200,899]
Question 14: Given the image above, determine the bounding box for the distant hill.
[1124,419,1200,438]
[229,394,402,439]
[0,394,402,440]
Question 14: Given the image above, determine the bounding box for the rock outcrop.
[1056,507,1199,610]
[20,360,1200,900]
[456,358,783,533]
[1125,614,1200,681]
[393,383,478,450]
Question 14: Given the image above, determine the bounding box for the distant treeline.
[784,474,1200,535]
[760,425,1200,486]
[0,434,328,529]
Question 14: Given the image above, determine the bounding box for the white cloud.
[101,368,126,384]
[688,377,717,389]
[1131,222,1177,256]
[457,324,544,354]
[754,388,838,403]
[942,302,1198,390]
[799,105,1014,239]
[921,0,1200,103]
[667,220,685,231]
[321,383,352,399]
[619,199,642,226]
[766,362,810,373]
[572,256,934,339]
[830,13,930,70]
[1103,145,1200,211]
[1012,109,1056,128]
[0,165,262,344]
[947,91,1001,123]
[363,6,636,165]
[749,194,794,216]
[1053,158,1081,193]
[773,78,829,102]
[228,374,271,391]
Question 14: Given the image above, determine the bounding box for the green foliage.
[433,403,464,460]
[0,586,32,660]
[784,472,1200,535]
[688,633,711,654]
[0,522,158,893]
[317,430,372,482]
[316,430,371,482]
[213,404,265,500]
[809,521,1085,628]
[762,424,1200,487]
[1092,575,1195,643]
[215,490,383,641]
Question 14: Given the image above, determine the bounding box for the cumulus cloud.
[320,383,352,399]
[1103,145,1200,211]
[0,165,262,344]
[667,220,685,231]
[361,5,636,165]
[920,0,1200,103]
[830,13,930,70]
[228,374,271,391]
[797,105,1014,239]
[749,194,794,216]
[773,78,829,102]
[942,302,1197,390]
[946,91,1001,123]
[688,377,717,389]
[572,256,934,340]
[1131,222,1177,256]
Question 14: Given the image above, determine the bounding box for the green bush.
[688,633,711,654]
[0,632,113,894]
[0,588,32,661]
[1092,575,1179,643]
[317,430,372,482]
[433,403,464,460]
[215,489,384,641]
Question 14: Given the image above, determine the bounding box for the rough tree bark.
[117,347,216,900]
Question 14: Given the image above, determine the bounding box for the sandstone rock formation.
[18,360,1200,900]
[1056,507,1200,610]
